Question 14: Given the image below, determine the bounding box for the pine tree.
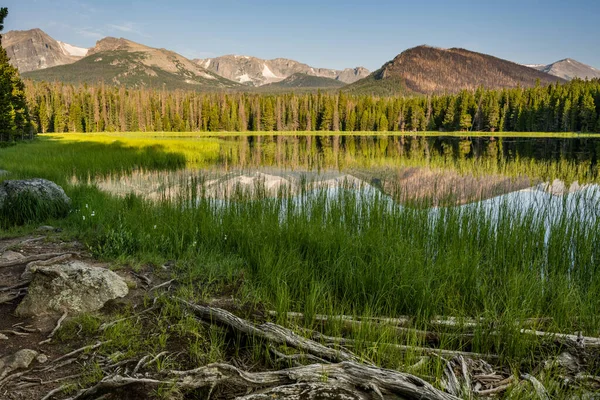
[0,7,32,141]
[562,98,572,132]
[442,98,456,131]
[377,114,388,132]
[579,93,597,132]
[486,96,500,132]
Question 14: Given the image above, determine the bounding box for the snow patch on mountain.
[237,73,252,83]
[58,41,88,57]
[262,64,279,79]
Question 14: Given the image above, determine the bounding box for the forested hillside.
[345,45,564,95]
[23,79,600,133]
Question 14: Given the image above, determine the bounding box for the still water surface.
[79,135,600,228]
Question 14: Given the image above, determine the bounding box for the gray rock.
[36,354,49,364]
[0,349,38,380]
[0,179,71,225]
[0,170,8,176]
[0,178,71,207]
[16,260,129,317]
[0,250,24,262]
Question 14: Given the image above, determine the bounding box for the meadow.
[1,132,599,398]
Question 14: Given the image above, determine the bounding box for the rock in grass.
[0,349,38,379]
[0,178,71,226]
[16,260,129,317]
[0,170,8,176]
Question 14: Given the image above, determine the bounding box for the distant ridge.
[195,55,369,86]
[527,58,600,81]
[345,45,565,95]
[259,73,345,90]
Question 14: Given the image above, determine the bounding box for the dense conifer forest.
[23,78,600,134]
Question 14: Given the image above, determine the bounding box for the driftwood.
[48,312,68,339]
[17,301,596,400]
[180,300,358,363]
[521,329,600,349]
[270,311,551,331]
[98,305,158,331]
[0,253,73,268]
[0,236,46,253]
[149,279,176,292]
[270,310,442,343]
[66,362,460,400]
[270,311,600,351]
[52,341,109,364]
[522,373,550,400]
[310,330,498,361]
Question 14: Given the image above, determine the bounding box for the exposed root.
[0,253,75,268]
[52,341,110,364]
[67,362,459,400]
[180,299,359,363]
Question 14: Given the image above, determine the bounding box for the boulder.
[0,178,71,225]
[0,349,38,380]
[0,169,8,176]
[16,260,129,317]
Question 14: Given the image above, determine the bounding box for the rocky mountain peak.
[2,28,85,73]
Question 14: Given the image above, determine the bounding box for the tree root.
[0,253,75,268]
[66,362,459,400]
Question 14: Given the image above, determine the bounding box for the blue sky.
[4,0,600,71]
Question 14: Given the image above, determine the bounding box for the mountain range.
[194,54,369,86]
[3,28,599,94]
[22,36,238,90]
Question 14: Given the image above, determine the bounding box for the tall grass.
[1,133,599,368]
[61,173,600,361]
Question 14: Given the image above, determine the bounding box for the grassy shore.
[1,133,599,398]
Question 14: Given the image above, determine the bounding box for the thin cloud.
[106,22,151,38]
[71,0,97,14]
[76,28,104,39]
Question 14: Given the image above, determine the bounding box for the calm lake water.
[88,135,600,218]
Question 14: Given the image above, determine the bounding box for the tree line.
[23,78,600,134]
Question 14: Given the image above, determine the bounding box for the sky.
[4,0,600,71]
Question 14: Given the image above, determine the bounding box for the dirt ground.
[0,231,156,400]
